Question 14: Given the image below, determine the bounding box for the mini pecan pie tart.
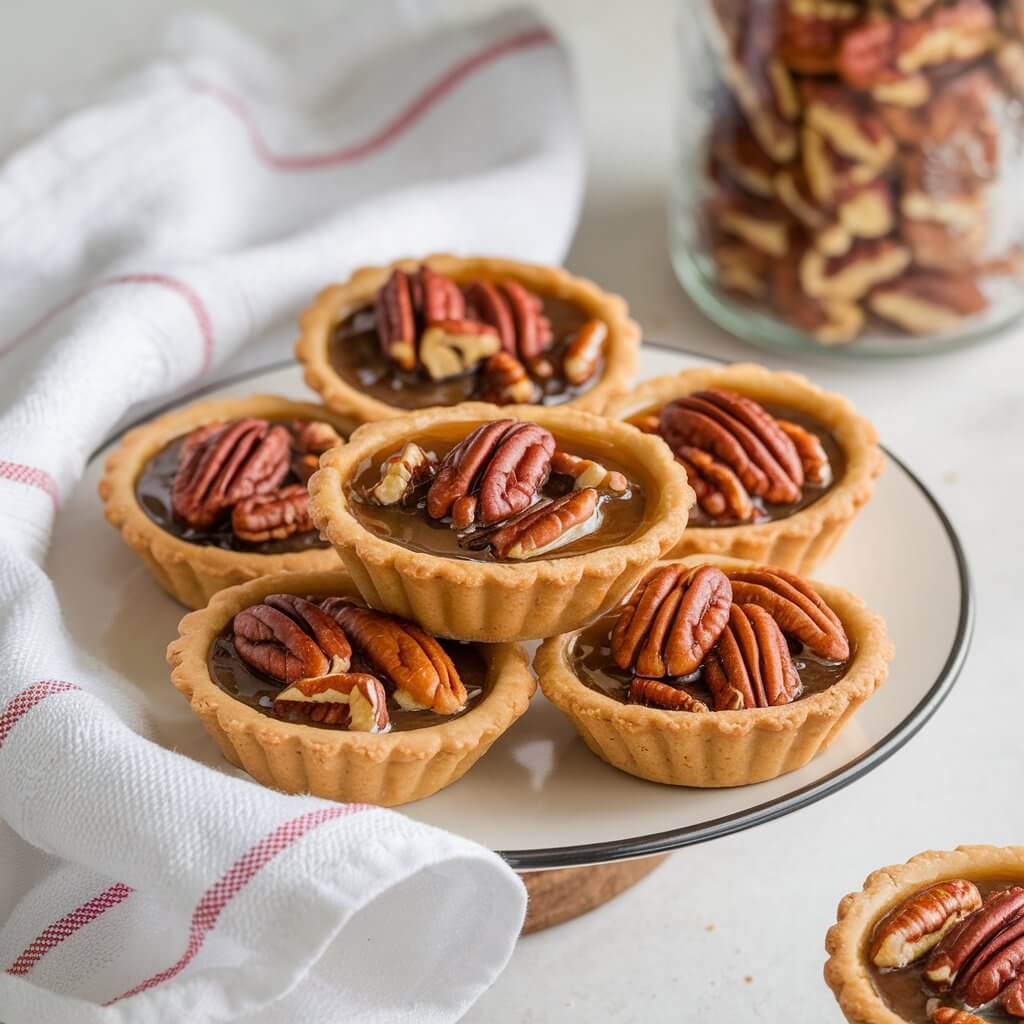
[535,555,892,787]
[168,569,534,805]
[308,403,692,642]
[607,363,883,572]
[295,253,639,422]
[825,847,1024,1023]
[100,395,354,609]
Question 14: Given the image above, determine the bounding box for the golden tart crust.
[535,555,893,788]
[295,253,640,423]
[99,395,357,610]
[606,363,884,573]
[825,846,1024,1024]
[167,570,536,806]
[308,403,694,643]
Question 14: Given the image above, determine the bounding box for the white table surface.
[2,2,1019,1021]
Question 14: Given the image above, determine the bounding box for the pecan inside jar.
[208,593,488,733]
[628,391,843,528]
[348,419,645,563]
[572,561,852,716]
[868,878,1024,1023]
[136,415,344,554]
[329,265,609,409]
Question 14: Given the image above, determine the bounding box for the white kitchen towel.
[0,4,582,1021]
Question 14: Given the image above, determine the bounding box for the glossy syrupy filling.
[208,624,486,733]
[627,395,844,528]
[571,609,850,708]
[329,295,597,409]
[869,879,1024,1023]
[347,423,647,563]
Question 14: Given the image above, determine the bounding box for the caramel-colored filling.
[135,427,329,555]
[869,879,1024,1023]
[570,609,851,708]
[626,401,845,528]
[207,626,486,732]
[346,426,647,563]
[329,297,595,409]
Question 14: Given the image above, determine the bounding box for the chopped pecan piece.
[704,603,802,710]
[419,319,500,381]
[870,271,987,335]
[374,269,418,371]
[550,450,627,493]
[611,565,733,678]
[659,390,804,504]
[233,595,352,684]
[321,598,467,714]
[369,442,436,506]
[728,565,850,661]
[563,319,607,386]
[772,248,865,344]
[172,418,291,530]
[273,673,390,731]
[426,420,555,526]
[1004,975,1024,1016]
[925,888,1024,991]
[629,677,709,713]
[870,880,982,968]
[487,488,599,560]
[479,351,537,405]
[232,484,314,542]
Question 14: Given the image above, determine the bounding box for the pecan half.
[718,193,791,258]
[870,272,988,335]
[659,390,803,504]
[713,241,772,298]
[778,0,862,76]
[417,265,466,324]
[728,565,850,661]
[704,603,802,710]
[374,269,418,371]
[172,418,290,530]
[870,880,983,968]
[488,488,599,560]
[777,420,830,485]
[801,239,911,301]
[550,450,627,493]
[611,565,733,678]
[803,85,896,173]
[465,279,552,360]
[419,319,500,381]
[233,594,352,684]
[931,1010,987,1024]
[464,281,516,353]
[290,419,343,483]
[368,442,436,506]
[925,888,1024,991]
[273,672,390,731]
[321,598,466,714]
[772,248,865,344]
[711,108,778,197]
[232,484,314,542]
[629,677,709,713]
[676,445,755,523]
[478,352,537,405]
[563,319,607,386]
[425,420,555,526]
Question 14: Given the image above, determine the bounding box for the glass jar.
[669,0,1024,357]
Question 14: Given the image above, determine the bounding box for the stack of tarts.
[100,253,892,807]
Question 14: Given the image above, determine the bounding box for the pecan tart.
[826,847,1024,1023]
[295,254,639,422]
[308,403,693,642]
[535,555,892,787]
[607,363,883,572]
[100,395,354,609]
[168,569,534,805]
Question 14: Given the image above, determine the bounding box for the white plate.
[50,347,972,871]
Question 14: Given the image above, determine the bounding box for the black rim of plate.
[98,346,974,874]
